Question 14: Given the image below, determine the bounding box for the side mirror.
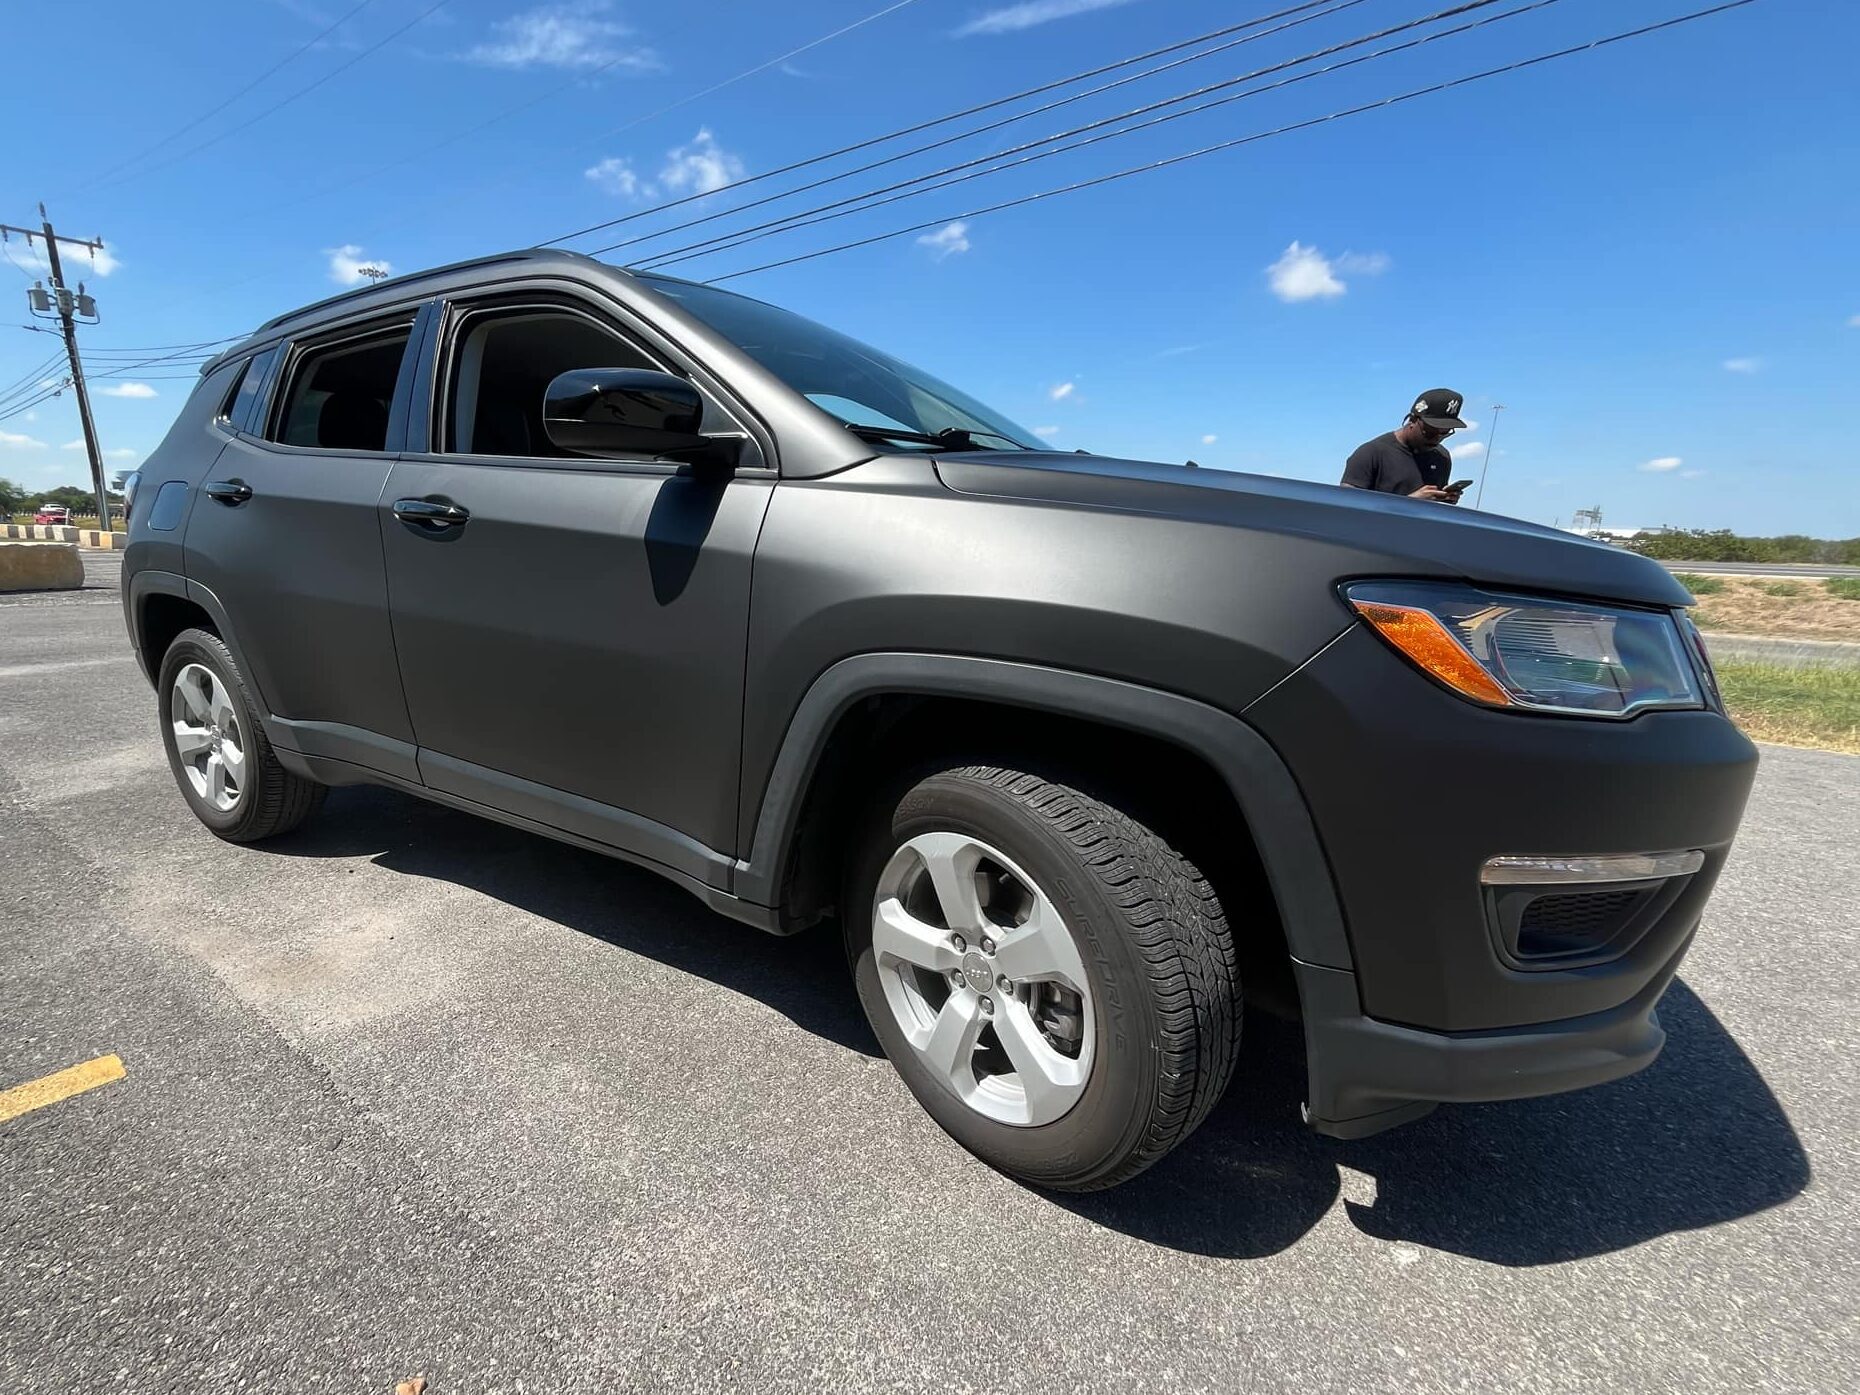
[543,368,735,465]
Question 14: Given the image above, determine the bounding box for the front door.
[379,296,773,878]
[182,311,422,778]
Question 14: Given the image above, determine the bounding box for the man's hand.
[1409,485,1459,504]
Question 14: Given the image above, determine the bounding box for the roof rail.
[255,247,606,332]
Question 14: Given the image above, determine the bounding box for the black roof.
[254,248,606,332]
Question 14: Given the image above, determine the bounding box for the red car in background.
[33,505,70,525]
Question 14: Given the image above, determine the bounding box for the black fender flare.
[734,652,1354,974]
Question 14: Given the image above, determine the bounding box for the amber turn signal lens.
[1350,600,1514,708]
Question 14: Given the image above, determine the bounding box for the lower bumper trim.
[1296,942,1689,1139]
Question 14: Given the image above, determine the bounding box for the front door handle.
[204,479,253,506]
[392,497,471,532]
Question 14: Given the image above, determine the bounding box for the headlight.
[1345,581,1702,718]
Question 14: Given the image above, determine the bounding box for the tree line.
[1627,530,1860,565]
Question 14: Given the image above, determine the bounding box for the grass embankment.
[1715,661,1860,755]
[1674,574,1860,642]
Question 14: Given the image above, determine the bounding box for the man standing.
[1341,388,1469,503]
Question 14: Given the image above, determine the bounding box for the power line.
[705,0,1764,283]
[605,0,1384,259]
[540,0,1361,250]
[0,350,67,404]
[0,381,71,425]
[70,0,382,193]
[630,0,1534,270]
[88,0,454,193]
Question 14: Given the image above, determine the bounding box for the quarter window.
[272,323,412,451]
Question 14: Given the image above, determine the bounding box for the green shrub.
[1828,578,1860,602]
[1676,573,1726,596]
[1762,581,1805,598]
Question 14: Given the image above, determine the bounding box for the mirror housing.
[543,368,735,465]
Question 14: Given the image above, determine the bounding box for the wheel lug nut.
[951,934,967,952]
[979,996,994,1015]
[949,969,963,985]
[997,976,1012,993]
[980,937,997,955]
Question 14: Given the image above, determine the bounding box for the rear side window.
[216,345,280,434]
[271,320,413,452]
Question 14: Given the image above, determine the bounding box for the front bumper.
[1243,622,1757,1135]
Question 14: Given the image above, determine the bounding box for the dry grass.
[1717,660,1860,755]
[1684,575,1860,641]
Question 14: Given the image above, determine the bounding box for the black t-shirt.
[1342,431,1452,496]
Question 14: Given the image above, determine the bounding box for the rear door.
[182,309,425,778]
[379,289,775,875]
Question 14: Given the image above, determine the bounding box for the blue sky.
[2,0,1853,533]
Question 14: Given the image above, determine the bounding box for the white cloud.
[0,429,48,449]
[1679,469,1706,479]
[99,382,157,399]
[1034,426,1060,439]
[916,221,971,260]
[462,3,657,72]
[22,412,35,422]
[957,0,1140,37]
[1722,357,1762,373]
[104,447,140,460]
[1640,456,1683,473]
[659,128,745,196]
[585,157,643,199]
[1050,381,1075,401]
[1448,440,1486,459]
[1265,241,1387,303]
[326,244,392,286]
[1201,434,1218,445]
[1334,251,1391,276]
[1848,314,1860,328]
[3,236,121,277]
[61,439,85,451]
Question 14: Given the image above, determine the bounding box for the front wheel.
[846,763,1242,1191]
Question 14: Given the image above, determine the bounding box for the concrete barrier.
[1,524,80,542]
[0,541,85,593]
[76,529,126,550]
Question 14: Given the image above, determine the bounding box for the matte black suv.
[121,250,1756,1191]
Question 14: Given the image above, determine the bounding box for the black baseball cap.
[1409,388,1468,430]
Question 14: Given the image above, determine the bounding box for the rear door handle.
[204,480,253,506]
[392,498,471,531]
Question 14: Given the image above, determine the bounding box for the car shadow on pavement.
[1059,984,1812,1265]
[274,786,1810,1268]
[268,785,880,1058]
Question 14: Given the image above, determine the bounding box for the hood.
[934,452,1693,610]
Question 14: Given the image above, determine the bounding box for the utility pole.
[6,205,110,529]
[1473,403,1505,511]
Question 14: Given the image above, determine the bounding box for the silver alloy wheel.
[171,662,245,813]
[872,831,1095,1127]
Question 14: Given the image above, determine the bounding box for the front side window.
[272,323,412,451]
[441,305,757,463]
[640,273,1039,451]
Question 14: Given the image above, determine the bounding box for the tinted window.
[219,345,280,433]
[641,274,1038,450]
[443,305,757,462]
[273,325,411,451]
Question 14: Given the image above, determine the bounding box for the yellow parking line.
[0,1054,126,1123]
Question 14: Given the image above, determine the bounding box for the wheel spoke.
[873,898,960,974]
[175,674,211,723]
[206,675,236,730]
[207,753,228,807]
[991,894,1087,993]
[913,833,987,936]
[920,990,986,1089]
[994,997,1087,1125]
[171,722,212,758]
[219,739,246,785]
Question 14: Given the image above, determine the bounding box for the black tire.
[156,627,325,842]
[845,763,1242,1191]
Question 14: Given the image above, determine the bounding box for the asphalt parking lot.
[4,554,1856,1394]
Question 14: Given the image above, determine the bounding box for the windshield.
[640,274,1040,451]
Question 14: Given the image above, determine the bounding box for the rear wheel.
[846,763,1241,1191]
[156,628,324,842]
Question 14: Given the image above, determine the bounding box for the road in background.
[3,555,1855,1393]
[1657,560,1860,579]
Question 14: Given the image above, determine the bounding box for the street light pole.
[1474,403,1505,511]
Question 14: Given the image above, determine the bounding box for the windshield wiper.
[842,423,1029,452]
